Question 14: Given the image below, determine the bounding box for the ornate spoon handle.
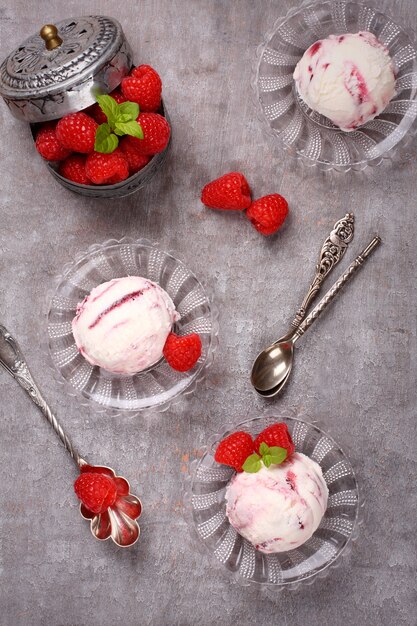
[290,212,355,329]
[293,236,381,341]
[0,325,86,468]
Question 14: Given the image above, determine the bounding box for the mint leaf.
[115,120,144,139]
[263,454,272,468]
[96,94,119,125]
[242,453,262,473]
[117,101,139,122]
[269,446,287,465]
[94,123,119,153]
[259,442,270,456]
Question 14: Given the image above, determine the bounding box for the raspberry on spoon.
[74,472,117,514]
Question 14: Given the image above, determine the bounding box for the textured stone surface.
[0,1,416,625]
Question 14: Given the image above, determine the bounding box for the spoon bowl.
[251,339,294,392]
[254,370,291,398]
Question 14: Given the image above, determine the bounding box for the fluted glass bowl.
[187,415,360,589]
[47,239,217,413]
[253,0,417,171]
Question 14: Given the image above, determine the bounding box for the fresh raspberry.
[56,112,98,154]
[246,194,288,236]
[128,112,170,155]
[59,154,91,184]
[163,332,202,372]
[121,65,162,112]
[85,149,129,185]
[201,172,251,211]
[74,472,117,514]
[87,90,127,124]
[214,431,255,472]
[35,124,71,161]
[254,423,295,459]
[119,136,151,174]
[110,90,128,105]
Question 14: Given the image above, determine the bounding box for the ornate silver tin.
[0,16,133,122]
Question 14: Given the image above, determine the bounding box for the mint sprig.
[94,123,119,154]
[242,453,262,473]
[94,94,143,153]
[242,442,288,474]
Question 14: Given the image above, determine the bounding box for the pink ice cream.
[225,453,328,553]
[72,276,179,375]
[293,32,396,131]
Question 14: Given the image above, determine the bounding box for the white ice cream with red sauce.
[293,31,396,131]
[72,276,179,375]
[225,452,328,553]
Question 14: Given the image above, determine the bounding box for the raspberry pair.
[201,172,289,236]
[214,423,295,473]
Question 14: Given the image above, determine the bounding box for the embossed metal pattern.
[294,236,381,339]
[291,212,354,329]
[0,324,84,467]
[0,16,133,121]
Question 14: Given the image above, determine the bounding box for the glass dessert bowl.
[47,239,217,413]
[186,415,360,589]
[253,0,417,171]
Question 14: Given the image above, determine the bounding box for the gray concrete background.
[0,1,416,625]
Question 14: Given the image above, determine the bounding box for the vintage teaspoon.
[280,212,355,341]
[0,325,142,547]
[251,236,381,397]
[251,212,355,390]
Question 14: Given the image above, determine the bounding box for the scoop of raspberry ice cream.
[225,452,328,553]
[293,31,396,131]
[72,276,179,375]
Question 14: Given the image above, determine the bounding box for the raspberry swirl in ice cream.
[225,452,328,553]
[72,276,179,375]
[293,32,396,131]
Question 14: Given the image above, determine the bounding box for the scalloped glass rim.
[46,238,219,416]
[186,413,362,590]
[253,0,417,172]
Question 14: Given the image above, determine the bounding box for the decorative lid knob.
[40,24,63,50]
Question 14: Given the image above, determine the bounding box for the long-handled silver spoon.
[251,212,355,390]
[251,236,381,397]
[0,325,142,547]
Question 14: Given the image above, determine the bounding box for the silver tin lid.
[0,15,133,122]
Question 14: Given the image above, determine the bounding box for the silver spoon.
[251,212,355,390]
[251,236,381,397]
[283,212,355,339]
[0,325,142,547]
